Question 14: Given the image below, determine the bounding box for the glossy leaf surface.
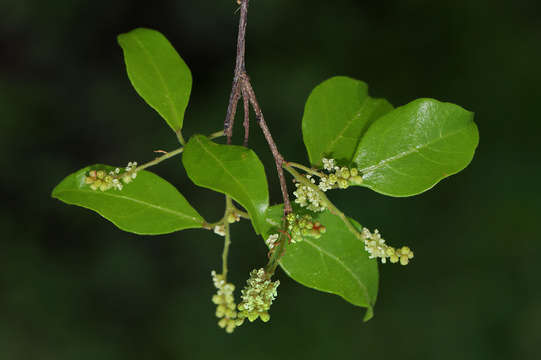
[118,28,192,133]
[263,205,378,320]
[182,135,269,234]
[52,166,204,234]
[353,98,479,196]
[302,76,393,166]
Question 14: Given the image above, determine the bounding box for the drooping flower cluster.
[361,227,414,265]
[237,268,280,323]
[211,271,243,333]
[84,162,138,192]
[286,213,326,243]
[293,158,363,212]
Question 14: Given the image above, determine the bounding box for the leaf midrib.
[322,94,369,158]
[303,238,372,307]
[194,137,266,222]
[56,189,201,223]
[358,124,471,174]
[132,33,180,127]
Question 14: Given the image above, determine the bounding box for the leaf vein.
[132,34,180,126]
[57,189,200,222]
[303,239,370,305]
[359,126,469,174]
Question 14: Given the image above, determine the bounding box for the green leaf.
[302,76,393,167]
[263,205,378,320]
[353,98,479,196]
[182,135,269,234]
[118,28,192,133]
[52,165,204,235]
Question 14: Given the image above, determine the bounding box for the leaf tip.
[363,306,374,322]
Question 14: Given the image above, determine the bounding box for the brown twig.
[241,86,250,147]
[224,0,292,215]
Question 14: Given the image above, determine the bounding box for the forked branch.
[224,0,292,214]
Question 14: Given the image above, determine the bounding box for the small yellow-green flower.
[237,268,280,323]
[211,271,242,333]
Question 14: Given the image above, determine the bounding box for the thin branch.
[286,161,325,178]
[241,87,250,146]
[222,196,233,279]
[224,0,292,215]
[135,147,184,173]
[224,0,249,143]
[224,82,241,144]
[134,130,224,173]
[243,80,292,214]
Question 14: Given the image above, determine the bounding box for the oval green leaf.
[52,165,204,234]
[302,76,393,167]
[263,205,378,321]
[182,135,269,234]
[118,28,192,133]
[353,98,479,196]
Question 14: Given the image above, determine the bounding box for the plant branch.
[287,161,325,178]
[241,87,250,146]
[224,0,292,215]
[134,147,185,173]
[243,80,292,214]
[222,196,233,279]
[134,130,224,173]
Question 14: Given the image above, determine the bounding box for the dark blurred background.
[1,0,540,359]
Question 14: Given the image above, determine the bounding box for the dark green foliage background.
[1,0,540,359]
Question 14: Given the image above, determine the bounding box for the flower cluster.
[293,176,326,212]
[84,162,138,192]
[211,271,243,333]
[293,158,363,212]
[213,210,242,237]
[265,233,280,251]
[361,227,414,265]
[286,213,326,243]
[237,268,280,323]
[319,158,362,189]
